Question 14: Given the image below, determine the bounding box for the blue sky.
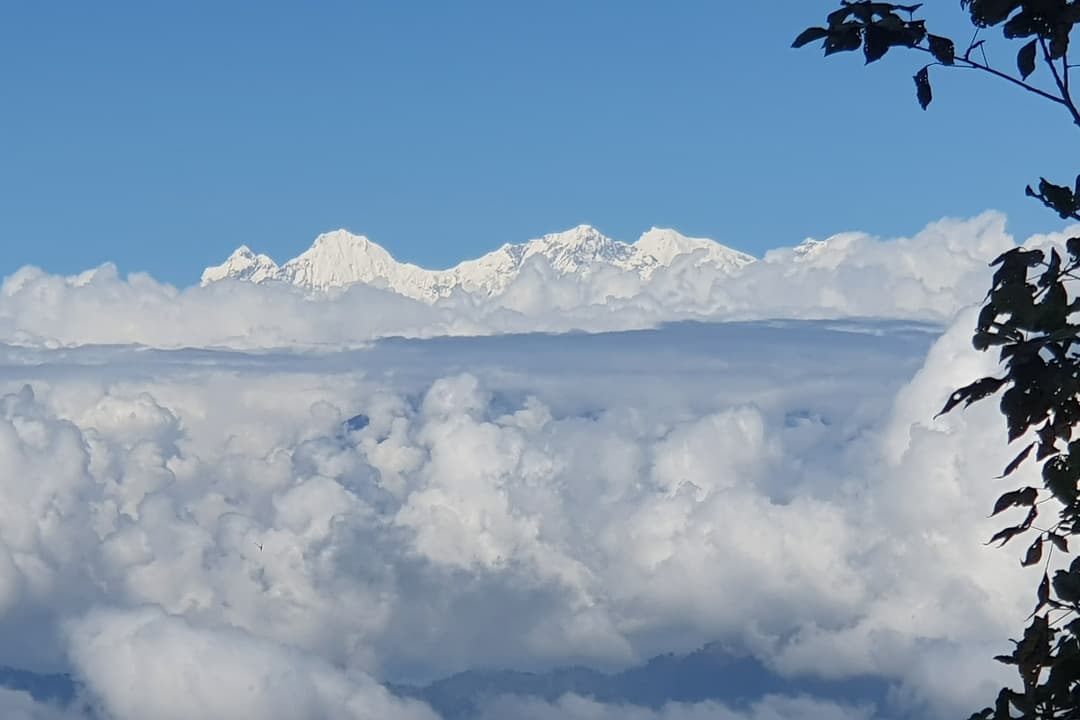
[1,1,1075,285]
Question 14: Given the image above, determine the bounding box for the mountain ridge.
[387,642,891,720]
[201,225,756,302]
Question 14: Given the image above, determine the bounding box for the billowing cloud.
[0,315,1031,718]
[0,688,84,720]
[66,607,438,720]
[0,213,1058,718]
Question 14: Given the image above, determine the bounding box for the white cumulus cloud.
[0,212,1062,719]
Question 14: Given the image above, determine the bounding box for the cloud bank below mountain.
[0,211,1056,349]
[0,211,1064,718]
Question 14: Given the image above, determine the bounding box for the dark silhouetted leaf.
[824,25,864,55]
[1022,537,1043,566]
[1050,24,1069,59]
[937,376,1008,417]
[1039,248,1062,287]
[826,5,855,26]
[988,524,1026,547]
[1053,564,1080,604]
[850,2,874,23]
[991,486,1038,515]
[1017,39,1037,79]
[1003,11,1037,39]
[1045,455,1080,503]
[990,247,1044,267]
[1038,572,1050,609]
[1037,442,1059,461]
[972,331,1013,351]
[863,25,890,63]
[1040,177,1077,218]
[792,27,830,48]
[928,34,955,64]
[1020,504,1036,531]
[995,687,1021,719]
[1049,533,1069,553]
[977,302,999,331]
[914,66,932,109]
[964,0,1023,28]
[999,444,1035,478]
[1067,236,1080,261]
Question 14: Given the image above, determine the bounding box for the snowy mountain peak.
[200,245,281,285]
[540,224,607,246]
[790,238,830,262]
[201,225,758,302]
[282,229,417,292]
[519,225,645,274]
[635,228,755,272]
[310,229,374,251]
[635,228,699,260]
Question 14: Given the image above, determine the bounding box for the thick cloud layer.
[0,211,1060,717]
[0,212,1046,348]
[66,608,439,720]
[0,689,83,720]
[0,313,1041,719]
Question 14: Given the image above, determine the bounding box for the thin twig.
[1039,38,1080,127]
[912,45,1067,107]
[1065,48,1071,96]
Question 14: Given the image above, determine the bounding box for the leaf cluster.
[797,2,1080,717]
[1027,177,1080,220]
[971,608,1080,719]
[947,242,1080,719]
[793,2,945,107]
[962,0,1078,58]
[795,1,1080,115]
[793,3,931,63]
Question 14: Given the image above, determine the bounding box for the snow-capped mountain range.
[201,225,756,302]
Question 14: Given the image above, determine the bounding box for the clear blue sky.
[1,1,1075,285]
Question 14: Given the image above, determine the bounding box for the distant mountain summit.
[201,246,281,285]
[200,225,756,302]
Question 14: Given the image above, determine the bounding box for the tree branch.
[913,44,1070,109]
[1065,48,1071,96]
[1039,38,1080,127]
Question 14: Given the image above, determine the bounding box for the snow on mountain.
[200,246,283,285]
[200,224,756,302]
[281,230,442,294]
[766,234,861,269]
[790,238,829,262]
[519,224,654,274]
[634,227,755,272]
